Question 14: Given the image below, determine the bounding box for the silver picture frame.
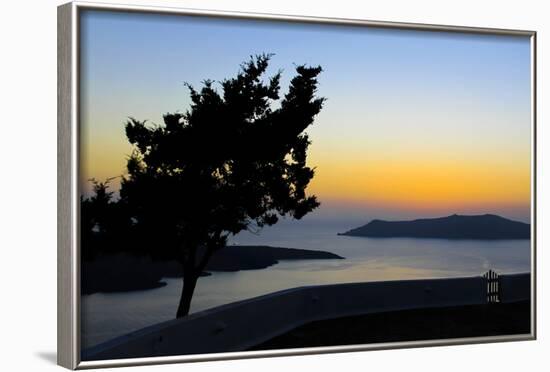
[58,1,537,369]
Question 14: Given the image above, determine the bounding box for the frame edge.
[72,0,535,36]
[531,31,537,340]
[58,2,78,370]
[63,2,537,369]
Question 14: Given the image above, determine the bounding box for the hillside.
[82,245,343,294]
[338,214,530,239]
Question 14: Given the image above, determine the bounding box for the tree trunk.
[176,272,199,318]
[175,244,215,318]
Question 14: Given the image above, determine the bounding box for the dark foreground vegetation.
[82,245,343,295]
[251,301,531,350]
[82,54,326,317]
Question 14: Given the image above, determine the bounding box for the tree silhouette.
[120,54,325,317]
[81,178,135,261]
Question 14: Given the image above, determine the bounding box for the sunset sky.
[80,10,532,223]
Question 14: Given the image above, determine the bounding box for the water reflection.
[82,224,530,349]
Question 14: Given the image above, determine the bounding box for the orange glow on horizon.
[80,136,531,217]
[307,153,530,210]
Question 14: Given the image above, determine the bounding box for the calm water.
[81,219,531,349]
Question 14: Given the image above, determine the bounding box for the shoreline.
[82,245,343,295]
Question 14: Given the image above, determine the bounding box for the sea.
[81,218,531,349]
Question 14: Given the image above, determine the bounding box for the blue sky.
[80,9,532,222]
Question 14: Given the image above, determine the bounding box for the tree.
[120,54,325,318]
[81,179,120,261]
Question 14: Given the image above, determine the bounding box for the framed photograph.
[57,1,536,369]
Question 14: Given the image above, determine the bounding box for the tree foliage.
[81,179,130,260]
[86,54,325,317]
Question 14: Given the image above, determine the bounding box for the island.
[338,214,530,239]
[82,245,344,295]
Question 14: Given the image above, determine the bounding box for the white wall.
[0,0,547,371]
[84,277,489,361]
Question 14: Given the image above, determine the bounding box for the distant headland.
[82,245,344,295]
[338,214,530,240]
